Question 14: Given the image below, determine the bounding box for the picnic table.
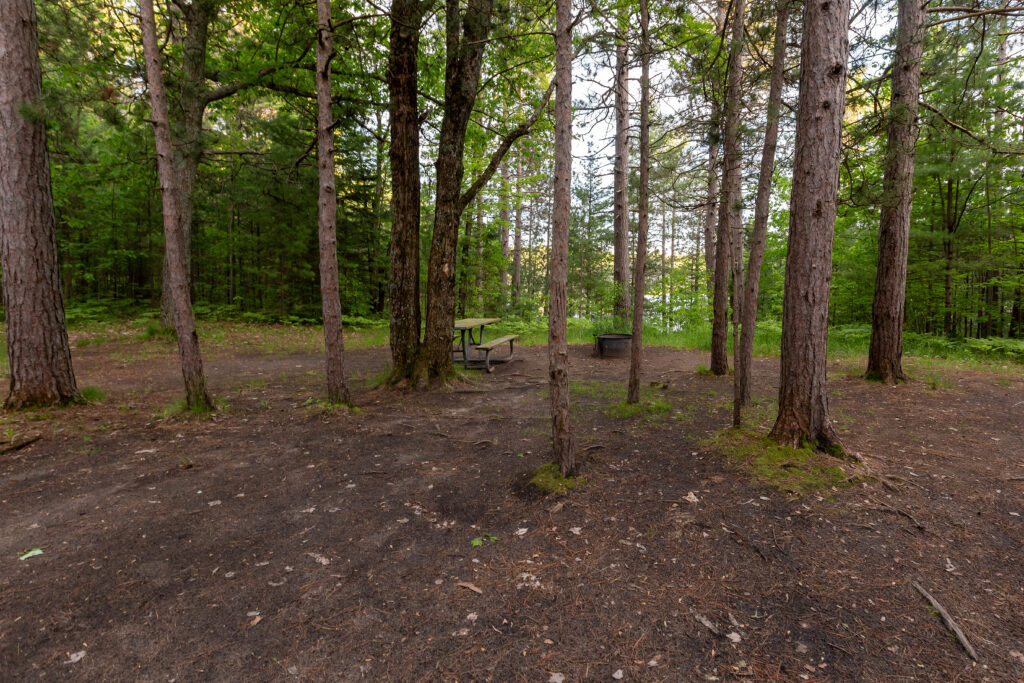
[452,318,518,372]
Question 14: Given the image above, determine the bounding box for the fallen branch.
[868,497,926,531]
[1,436,41,454]
[912,580,978,661]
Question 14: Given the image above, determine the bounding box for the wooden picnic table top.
[453,317,499,329]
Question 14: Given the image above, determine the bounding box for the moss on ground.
[528,463,588,494]
[705,428,853,494]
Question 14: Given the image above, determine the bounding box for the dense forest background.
[30,0,1024,351]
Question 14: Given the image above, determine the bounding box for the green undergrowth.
[567,380,674,421]
[528,463,588,494]
[79,386,107,403]
[705,428,853,495]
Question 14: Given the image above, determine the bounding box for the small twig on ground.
[912,580,978,661]
[869,497,926,531]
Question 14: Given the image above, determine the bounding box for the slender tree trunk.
[513,157,523,306]
[316,0,351,405]
[0,0,80,408]
[769,0,849,451]
[159,0,217,327]
[735,0,789,423]
[500,162,511,299]
[627,0,651,405]
[613,39,632,323]
[387,0,423,380]
[475,201,484,309]
[417,0,494,386]
[458,210,473,317]
[711,0,745,376]
[865,0,926,383]
[550,0,574,475]
[703,1,728,292]
[139,0,212,411]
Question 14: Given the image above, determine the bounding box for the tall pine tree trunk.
[550,0,574,475]
[159,0,217,327]
[316,0,351,405]
[613,39,632,323]
[387,0,423,380]
[703,1,727,298]
[735,0,789,423]
[0,0,79,408]
[139,0,212,411]
[770,0,849,451]
[500,162,511,298]
[513,156,523,306]
[865,0,925,383]
[417,0,494,386]
[627,0,651,405]
[710,0,745,376]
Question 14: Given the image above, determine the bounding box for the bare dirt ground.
[1,332,1022,681]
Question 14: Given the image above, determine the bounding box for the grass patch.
[606,396,672,419]
[528,462,588,494]
[570,380,625,401]
[79,386,107,403]
[705,428,853,494]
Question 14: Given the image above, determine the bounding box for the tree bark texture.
[387,0,423,379]
[316,0,351,405]
[735,0,789,423]
[418,0,494,386]
[159,0,218,326]
[612,40,632,323]
[865,0,926,384]
[702,1,728,291]
[550,0,574,476]
[513,157,523,306]
[500,162,510,295]
[627,0,651,406]
[0,0,80,407]
[139,0,212,410]
[769,0,850,451]
[711,0,745,377]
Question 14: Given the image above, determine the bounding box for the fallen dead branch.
[912,580,978,661]
[868,497,926,531]
[1,436,41,454]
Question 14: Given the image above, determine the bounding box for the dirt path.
[1,340,1021,681]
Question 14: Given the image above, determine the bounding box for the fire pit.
[594,333,632,359]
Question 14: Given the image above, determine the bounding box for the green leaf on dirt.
[470,533,497,547]
[18,548,43,561]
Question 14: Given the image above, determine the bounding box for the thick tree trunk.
[613,40,632,323]
[417,0,494,386]
[550,0,574,476]
[0,0,79,408]
[139,0,212,411]
[735,0,789,423]
[865,0,925,384]
[769,0,849,452]
[711,0,745,376]
[627,0,651,406]
[316,0,351,405]
[387,0,423,380]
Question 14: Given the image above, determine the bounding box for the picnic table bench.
[473,334,518,372]
[452,317,517,371]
